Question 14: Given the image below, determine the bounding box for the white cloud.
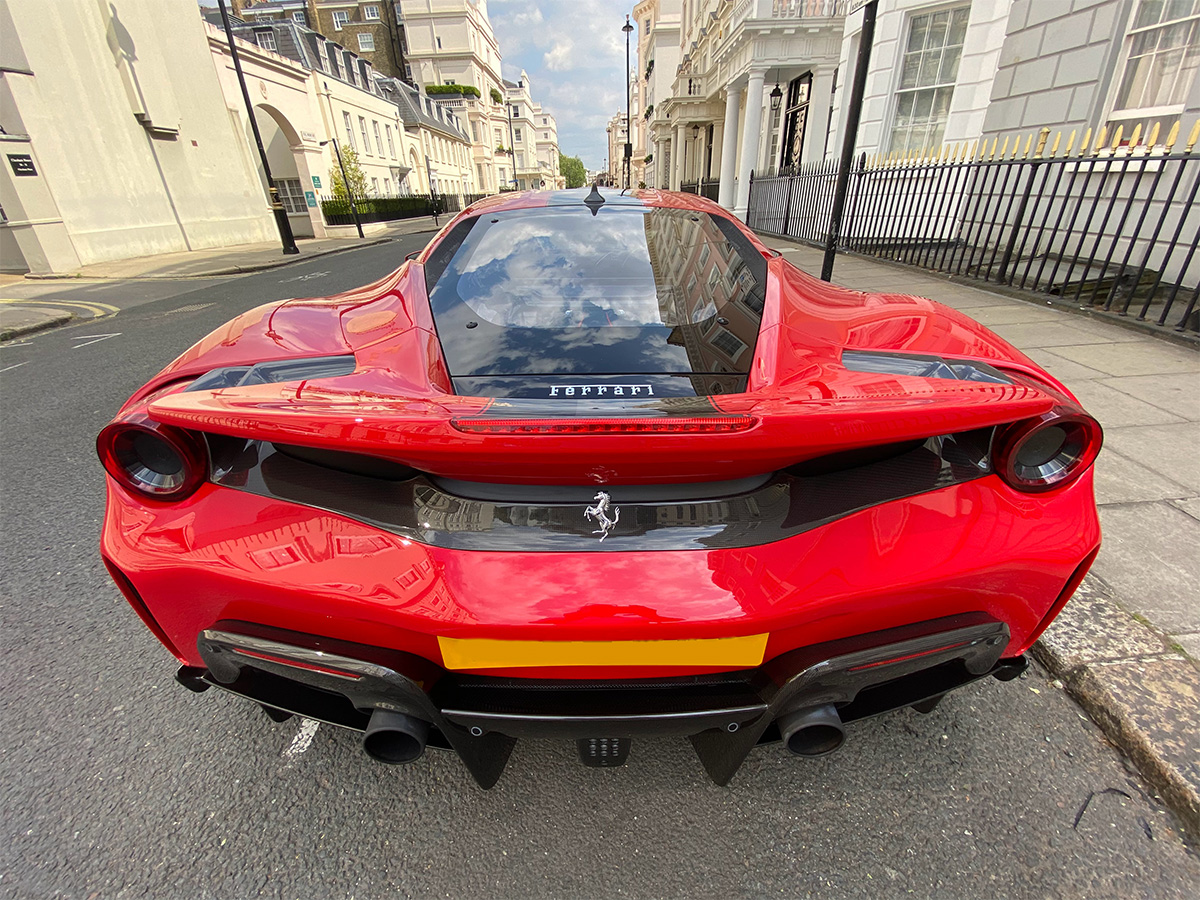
[542,40,574,72]
[487,0,633,168]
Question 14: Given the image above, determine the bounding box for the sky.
[486,0,634,171]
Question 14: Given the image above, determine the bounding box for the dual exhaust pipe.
[362,708,430,764]
[360,704,846,765]
[776,703,846,757]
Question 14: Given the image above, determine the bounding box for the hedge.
[426,84,481,98]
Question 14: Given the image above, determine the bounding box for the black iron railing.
[680,179,720,202]
[748,123,1200,334]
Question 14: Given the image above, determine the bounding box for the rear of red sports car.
[98,188,1101,786]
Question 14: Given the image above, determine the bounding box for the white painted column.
[672,122,686,191]
[734,69,766,220]
[717,84,741,209]
[804,67,836,167]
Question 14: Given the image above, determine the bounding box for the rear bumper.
[188,614,1026,786]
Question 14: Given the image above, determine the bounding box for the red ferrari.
[98,188,1101,786]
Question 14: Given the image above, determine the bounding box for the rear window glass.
[427,207,765,330]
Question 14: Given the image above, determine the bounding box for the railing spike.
[1092,126,1107,154]
[1064,129,1077,157]
[1165,121,1180,149]
[991,137,1002,160]
[1049,130,1062,157]
[1128,123,1143,150]
[1146,122,1160,150]
[1036,127,1051,157]
[1187,120,1200,152]
[1021,134,1033,158]
[1078,128,1092,156]
[1110,124,1123,151]
[970,139,980,160]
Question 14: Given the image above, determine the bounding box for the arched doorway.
[252,103,321,238]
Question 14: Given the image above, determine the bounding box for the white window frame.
[364,5,381,21]
[254,30,277,51]
[886,4,971,156]
[357,32,375,52]
[385,124,396,158]
[373,120,385,156]
[359,116,372,154]
[371,177,379,195]
[1105,0,1200,134]
[292,11,306,25]
[332,10,349,30]
[276,178,306,214]
[343,110,356,150]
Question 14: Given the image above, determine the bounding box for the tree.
[330,146,369,200]
[559,153,586,189]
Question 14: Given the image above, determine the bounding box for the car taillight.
[993,407,1102,493]
[97,414,208,500]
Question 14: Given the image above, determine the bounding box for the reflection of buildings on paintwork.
[644,213,762,393]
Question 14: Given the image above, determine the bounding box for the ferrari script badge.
[584,492,620,541]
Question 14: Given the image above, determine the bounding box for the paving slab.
[1103,423,1200,492]
[1092,449,1193,506]
[1094,502,1200,634]
[1051,341,1200,376]
[1067,380,1187,427]
[1099,373,1200,416]
[962,303,1067,325]
[1170,498,1200,522]
[988,321,1146,348]
[1022,348,1110,381]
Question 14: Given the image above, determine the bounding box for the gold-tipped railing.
[748,121,1200,333]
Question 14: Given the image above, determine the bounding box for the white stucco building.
[1,0,278,274]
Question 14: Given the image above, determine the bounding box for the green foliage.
[559,153,586,189]
[329,146,369,200]
[643,153,653,163]
[426,84,481,98]
[490,87,504,104]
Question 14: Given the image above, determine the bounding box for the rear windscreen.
[424,205,767,384]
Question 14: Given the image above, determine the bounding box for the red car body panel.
[102,468,1098,677]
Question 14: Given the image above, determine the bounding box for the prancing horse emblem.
[584,492,620,541]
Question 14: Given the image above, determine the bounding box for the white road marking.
[71,332,121,349]
[280,270,330,282]
[0,361,30,374]
[282,717,320,761]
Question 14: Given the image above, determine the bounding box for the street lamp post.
[506,87,519,190]
[216,0,298,255]
[622,15,634,191]
[320,138,364,239]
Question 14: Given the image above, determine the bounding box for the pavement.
[761,237,1200,839]
[13,215,443,282]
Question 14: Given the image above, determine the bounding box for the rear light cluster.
[993,406,1102,493]
[451,416,756,435]
[96,413,208,501]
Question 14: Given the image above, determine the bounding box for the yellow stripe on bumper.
[437,633,770,671]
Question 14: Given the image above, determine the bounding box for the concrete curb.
[1033,573,1200,842]
[0,310,73,342]
[22,235,407,281]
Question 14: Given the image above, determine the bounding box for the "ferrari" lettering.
[548,384,656,397]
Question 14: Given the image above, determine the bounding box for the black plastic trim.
[210,434,990,552]
[193,614,1016,787]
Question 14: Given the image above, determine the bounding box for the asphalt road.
[2,238,1198,899]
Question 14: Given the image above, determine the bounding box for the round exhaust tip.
[363,709,430,764]
[777,704,845,757]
